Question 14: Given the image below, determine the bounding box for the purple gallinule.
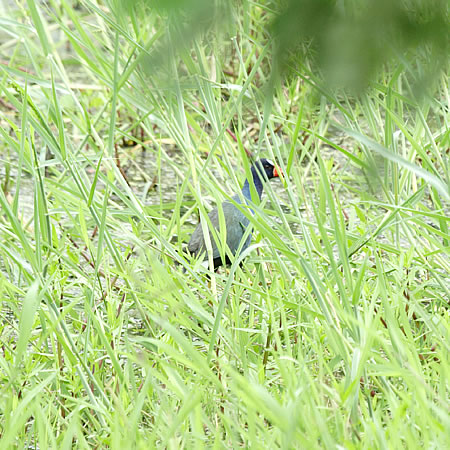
[188,158,281,269]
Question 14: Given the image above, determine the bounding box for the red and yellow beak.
[273,165,283,178]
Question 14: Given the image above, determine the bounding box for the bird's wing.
[187,201,251,260]
[221,201,251,255]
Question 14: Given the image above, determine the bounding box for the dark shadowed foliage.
[119,0,449,92]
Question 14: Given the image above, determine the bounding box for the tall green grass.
[0,1,448,448]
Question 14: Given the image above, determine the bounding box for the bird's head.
[253,158,282,180]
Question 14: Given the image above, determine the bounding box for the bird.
[187,158,282,270]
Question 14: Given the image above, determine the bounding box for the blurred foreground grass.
[0,1,448,448]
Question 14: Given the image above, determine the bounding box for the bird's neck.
[241,167,264,201]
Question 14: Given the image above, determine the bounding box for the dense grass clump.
[0,1,448,448]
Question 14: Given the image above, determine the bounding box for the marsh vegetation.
[0,1,448,447]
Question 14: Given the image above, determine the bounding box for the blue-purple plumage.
[187,159,280,269]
